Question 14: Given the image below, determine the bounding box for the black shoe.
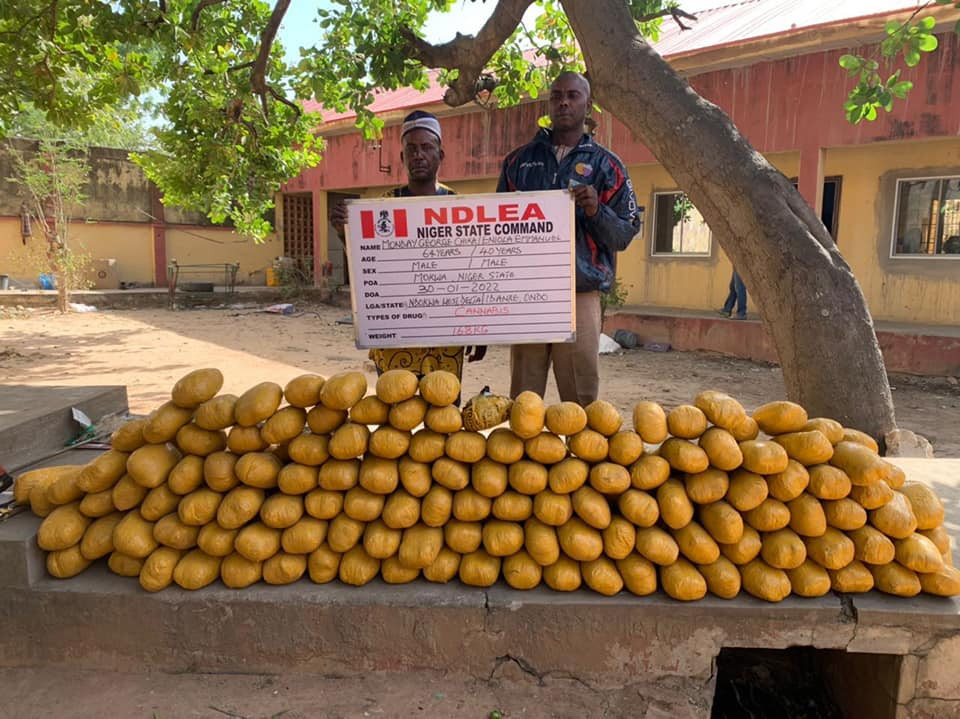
[716,309,731,318]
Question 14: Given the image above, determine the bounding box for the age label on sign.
[345,190,576,349]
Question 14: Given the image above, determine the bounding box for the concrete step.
[0,385,128,473]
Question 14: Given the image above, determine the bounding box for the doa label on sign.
[345,190,575,349]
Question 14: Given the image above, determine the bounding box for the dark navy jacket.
[496,129,641,293]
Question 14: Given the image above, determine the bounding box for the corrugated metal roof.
[306,0,933,122]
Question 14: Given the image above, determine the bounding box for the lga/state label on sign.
[345,190,576,349]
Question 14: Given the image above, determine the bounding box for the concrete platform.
[1,460,958,718]
[0,385,128,472]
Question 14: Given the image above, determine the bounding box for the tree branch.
[635,6,698,31]
[191,0,226,31]
[249,0,297,118]
[398,0,535,106]
[204,60,256,75]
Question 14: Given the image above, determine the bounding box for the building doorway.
[790,176,842,240]
[282,193,314,284]
[327,192,360,286]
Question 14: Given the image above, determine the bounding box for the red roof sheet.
[305,0,934,123]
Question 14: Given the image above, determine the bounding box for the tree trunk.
[57,278,68,314]
[561,0,896,438]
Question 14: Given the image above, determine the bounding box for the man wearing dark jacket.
[497,71,641,405]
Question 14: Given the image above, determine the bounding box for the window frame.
[889,174,960,260]
[649,190,713,258]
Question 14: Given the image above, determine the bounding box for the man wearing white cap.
[332,110,485,385]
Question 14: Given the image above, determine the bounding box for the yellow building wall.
[166,227,280,285]
[619,152,801,312]
[825,138,960,326]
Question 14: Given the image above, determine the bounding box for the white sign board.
[345,190,575,349]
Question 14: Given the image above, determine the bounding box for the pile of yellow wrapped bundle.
[14,367,959,601]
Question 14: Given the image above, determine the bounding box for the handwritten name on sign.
[345,190,575,349]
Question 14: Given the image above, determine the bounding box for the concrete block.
[851,592,960,634]
[899,653,920,705]
[897,697,960,719]
[0,512,44,588]
[915,635,960,701]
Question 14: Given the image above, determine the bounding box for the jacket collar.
[534,127,594,150]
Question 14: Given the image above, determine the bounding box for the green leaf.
[884,20,902,34]
[917,34,939,52]
[838,54,862,71]
[918,16,936,31]
[904,48,921,66]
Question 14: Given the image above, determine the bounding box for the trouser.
[510,291,601,405]
[722,271,748,317]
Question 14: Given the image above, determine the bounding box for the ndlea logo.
[361,208,408,239]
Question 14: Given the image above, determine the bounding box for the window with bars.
[891,176,960,257]
[282,193,315,281]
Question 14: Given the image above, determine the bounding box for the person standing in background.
[718,270,748,320]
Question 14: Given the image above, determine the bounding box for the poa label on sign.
[345,190,575,349]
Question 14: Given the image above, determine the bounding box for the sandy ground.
[1,302,958,456]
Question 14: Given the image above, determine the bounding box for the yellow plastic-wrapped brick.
[841,428,879,453]
[446,431,487,464]
[14,465,78,505]
[633,401,668,444]
[666,404,708,439]
[739,440,789,476]
[492,491,533,522]
[760,528,807,570]
[304,489,344,520]
[318,459,360,491]
[381,556,420,584]
[227,425,268,454]
[235,521,282,562]
[326,513,365,553]
[602,516,637,560]
[848,525,896,565]
[557,517,604,562]
[139,547,183,592]
[545,401,588,436]
[618,489,660,528]
[766,460,810,503]
[684,469,729,505]
[338,545,380,586]
[589,462,630,495]
[283,373,325,408]
[364,520,402,560]
[773,430,834,466]
[894,533,944,574]
[233,382,283,427]
[112,510,157,558]
[719,525,763,565]
[176,424,227,457]
[194,394,239,431]
[725,469,768,512]
[260,493,304,529]
[751,401,807,435]
[743,497,796,532]
[502,550,542,590]
[235,451,282,489]
[78,488,115,518]
[408,428,446,464]
[111,419,147,452]
[787,493,827,537]
[581,556,623,596]
[108,551,144,577]
[482,520,525,557]
[572,485,612,529]
[424,404,462,434]
[548,457,589,494]
[730,415,760,442]
[452,487,492,522]
[673,521,720,565]
[382,489,420,529]
[635,526,680,566]
[486,428,526,465]
[140,484,181,521]
[350,395,390,426]
[918,565,960,596]
[171,368,223,409]
[358,456,400,495]
[77,450,129,493]
[740,558,792,602]
[79,512,123,559]
[509,391,546,439]
[806,464,851,501]
[422,547,461,583]
[420,485,453,527]
[168,455,205,495]
[307,543,342,583]
[262,552,307,585]
[786,559,832,597]
[829,441,894,486]
[919,526,952,556]
[375,369,419,404]
[444,519,483,554]
[127,444,181,489]
[281,517,327,554]
[173,549,221,590]
[804,527,855,570]
[432,457,470,492]
[46,545,92,578]
[658,438,709,474]
[319,372,367,411]
[870,491,918,539]
[306,404,347,435]
[616,553,658,596]
[585,400,623,436]
[459,548,502,587]
[44,468,84,507]
[525,518,561,566]
[525,432,568,465]
[801,417,844,445]
[568,429,609,463]
[277,463,319,495]
[203,451,239,492]
[693,390,747,432]
[657,478,694,530]
[697,555,742,599]
[698,428,743,472]
[418,370,460,407]
[628,455,671,491]
[660,558,707,601]
[543,554,581,591]
[152,512,199,551]
[143,401,194,444]
[608,430,644,467]
[900,482,945,530]
[368,426,411,460]
[398,523,444,569]
[260,406,307,446]
[849,478,894,510]
[699,500,743,545]
[197,523,238,557]
[822,498,867,531]
[828,560,875,593]
[510,460,549,495]
[871,562,921,597]
[533,490,573,526]
[328,422,370,460]
[221,552,263,589]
